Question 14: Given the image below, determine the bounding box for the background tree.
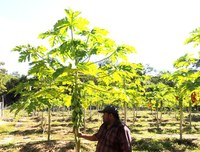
[0,62,8,95]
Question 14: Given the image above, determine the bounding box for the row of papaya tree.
[10,8,200,152]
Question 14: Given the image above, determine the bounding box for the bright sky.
[1,0,200,75]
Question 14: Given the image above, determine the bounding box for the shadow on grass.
[183,125,200,134]
[185,115,200,122]
[10,129,43,136]
[19,140,75,152]
[132,138,199,152]
[30,117,41,122]
[53,118,72,123]
[147,127,180,134]
[51,124,68,127]
[148,127,163,134]
[0,142,25,152]
[130,128,143,134]
[80,126,98,134]
[87,117,99,123]
[18,140,94,152]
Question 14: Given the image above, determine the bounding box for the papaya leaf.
[53,64,73,79]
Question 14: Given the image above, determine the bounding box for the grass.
[132,138,199,152]
[0,123,15,134]
[0,108,200,151]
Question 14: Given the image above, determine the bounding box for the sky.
[1,0,200,75]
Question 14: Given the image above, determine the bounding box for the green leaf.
[91,27,109,36]
[64,95,72,107]
[53,64,72,79]
[184,27,200,47]
[78,62,98,76]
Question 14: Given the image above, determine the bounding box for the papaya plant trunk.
[123,78,127,124]
[132,106,136,124]
[159,111,163,125]
[124,101,127,124]
[159,101,163,125]
[189,100,192,132]
[156,109,159,129]
[41,110,45,134]
[89,102,92,119]
[179,98,183,141]
[62,106,65,121]
[83,108,86,133]
[135,106,138,117]
[47,106,51,141]
[155,101,159,129]
[168,108,172,116]
[72,71,82,152]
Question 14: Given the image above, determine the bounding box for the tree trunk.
[72,71,82,152]
[89,102,92,119]
[189,100,192,132]
[0,95,4,117]
[41,110,45,134]
[132,106,136,124]
[156,108,159,129]
[155,101,159,129]
[83,108,86,133]
[179,99,183,141]
[47,106,51,141]
[160,111,163,124]
[135,106,138,117]
[74,127,81,152]
[124,101,127,124]
[123,78,127,124]
[151,107,153,115]
[62,106,65,121]
[159,100,163,126]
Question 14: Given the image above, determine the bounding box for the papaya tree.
[126,63,147,123]
[145,71,177,131]
[103,62,144,124]
[173,53,200,132]
[12,8,135,152]
[184,27,200,111]
[162,69,186,141]
[161,52,200,141]
[145,82,161,129]
[9,60,65,141]
[155,82,176,129]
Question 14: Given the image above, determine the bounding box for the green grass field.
[0,108,200,152]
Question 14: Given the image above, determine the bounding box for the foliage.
[12,8,135,151]
[185,27,200,48]
[0,62,9,95]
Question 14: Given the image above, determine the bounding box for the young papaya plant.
[13,8,135,152]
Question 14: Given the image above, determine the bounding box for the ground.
[0,109,200,151]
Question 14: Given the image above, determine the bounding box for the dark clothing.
[94,120,132,152]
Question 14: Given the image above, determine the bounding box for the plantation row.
[0,109,199,151]
[0,8,200,151]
